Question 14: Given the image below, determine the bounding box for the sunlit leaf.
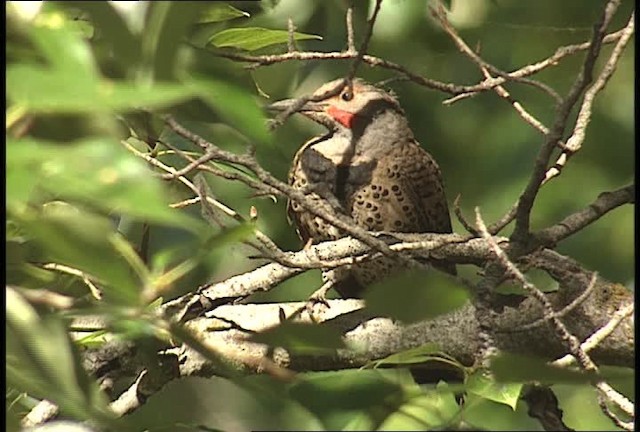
[16,204,142,304]
[6,65,196,113]
[364,270,469,323]
[7,137,201,230]
[56,0,140,66]
[119,376,322,431]
[289,369,408,431]
[208,27,322,51]
[28,22,99,76]
[365,343,464,373]
[466,370,523,410]
[378,381,460,430]
[6,288,114,426]
[461,392,544,431]
[553,383,633,431]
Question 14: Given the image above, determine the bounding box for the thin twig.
[12,286,75,310]
[346,4,356,53]
[535,184,634,245]
[453,194,479,235]
[506,273,597,332]
[211,26,624,99]
[553,302,633,367]
[543,12,634,184]
[287,18,296,53]
[477,207,634,420]
[269,0,384,128]
[170,196,201,209]
[42,262,103,300]
[160,149,218,179]
[122,138,281,256]
[431,4,560,108]
[486,203,518,235]
[507,29,626,81]
[162,115,429,271]
[595,381,635,419]
[346,0,383,82]
[511,0,622,242]
[479,207,596,369]
[597,393,634,431]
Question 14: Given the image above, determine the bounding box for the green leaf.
[6,287,115,426]
[367,343,442,367]
[289,369,408,431]
[553,383,632,431]
[16,203,143,304]
[364,270,469,323]
[466,370,523,410]
[6,65,196,113]
[143,2,209,81]
[249,322,346,354]
[56,1,141,67]
[189,77,270,143]
[119,375,322,431]
[208,27,322,51]
[366,343,465,373]
[198,4,249,23]
[7,137,202,230]
[462,392,545,431]
[378,382,460,430]
[491,353,601,384]
[28,22,99,77]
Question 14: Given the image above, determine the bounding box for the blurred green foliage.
[5,0,633,431]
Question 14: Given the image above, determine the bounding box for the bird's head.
[268,78,403,131]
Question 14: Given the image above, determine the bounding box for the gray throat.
[352,107,413,158]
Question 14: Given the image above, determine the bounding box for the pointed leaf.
[17,204,142,304]
[491,353,600,384]
[466,370,523,410]
[250,322,346,354]
[6,288,114,425]
[553,383,633,431]
[378,382,460,430]
[462,392,545,431]
[289,370,406,430]
[209,27,322,51]
[365,269,469,323]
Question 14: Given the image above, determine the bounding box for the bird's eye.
[341,90,353,101]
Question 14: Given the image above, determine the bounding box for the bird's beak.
[266,98,326,113]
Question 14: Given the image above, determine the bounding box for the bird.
[268,78,456,298]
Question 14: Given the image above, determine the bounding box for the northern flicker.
[269,78,456,298]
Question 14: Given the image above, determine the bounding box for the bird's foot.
[304,280,334,320]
